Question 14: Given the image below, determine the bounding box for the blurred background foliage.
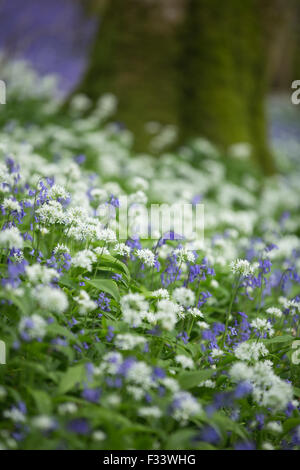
[0,0,300,175]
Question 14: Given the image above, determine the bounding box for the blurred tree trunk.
[179,0,275,174]
[76,0,186,151]
[75,0,276,174]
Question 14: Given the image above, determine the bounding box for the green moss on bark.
[179,0,276,174]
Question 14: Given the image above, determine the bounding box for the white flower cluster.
[151,288,170,299]
[114,243,131,257]
[19,314,47,340]
[174,247,195,264]
[266,307,282,318]
[120,293,149,327]
[172,391,202,422]
[2,198,22,214]
[250,318,274,337]
[36,200,66,225]
[72,249,97,271]
[175,355,194,370]
[74,290,97,315]
[114,334,146,350]
[25,264,59,284]
[135,248,156,267]
[33,285,69,314]
[0,226,23,249]
[49,184,70,201]
[155,299,183,330]
[230,258,258,277]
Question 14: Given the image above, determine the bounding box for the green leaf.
[293,387,300,398]
[165,429,197,450]
[212,413,248,440]
[29,389,52,414]
[178,369,215,389]
[97,254,130,281]
[59,276,77,290]
[88,278,120,302]
[283,418,300,435]
[58,363,86,394]
[47,323,76,341]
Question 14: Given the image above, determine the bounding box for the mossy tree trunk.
[75,0,276,174]
[179,0,275,174]
[76,0,186,151]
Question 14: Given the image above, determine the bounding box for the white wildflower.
[138,406,162,419]
[19,314,47,340]
[25,264,58,284]
[33,285,68,314]
[151,288,169,299]
[72,249,96,271]
[74,290,97,314]
[92,430,106,441]
[172,391,202,422]
[234,341,268,362]
[266,421,282,433]
[197,321,209,329]
[2,198,22,214]
[230,258,257,277]
[58,403,78,415]
[0,226,23,249]
[250,318,274,337]
[121,293,149,327]
[174,247,195,264]
[266,307,282,318]
[114,243,131,257]
[36,200,66,225]
[135,249,156,267]
[49,184,70,201]
[155,299,180,330]
[115,334,146,350]
[189,307,203,318]
[32,415,55,430]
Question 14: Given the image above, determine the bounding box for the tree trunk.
[76,0,186,151]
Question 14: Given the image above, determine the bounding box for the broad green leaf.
[97,254,130,281]
[283,418,300,435]
[263,335,293,345]
[165,429,197,450]
[29,389,52,414]
[47,323,76,341]
[59,276,78,290]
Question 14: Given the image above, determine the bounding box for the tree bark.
[179,0,275,174]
